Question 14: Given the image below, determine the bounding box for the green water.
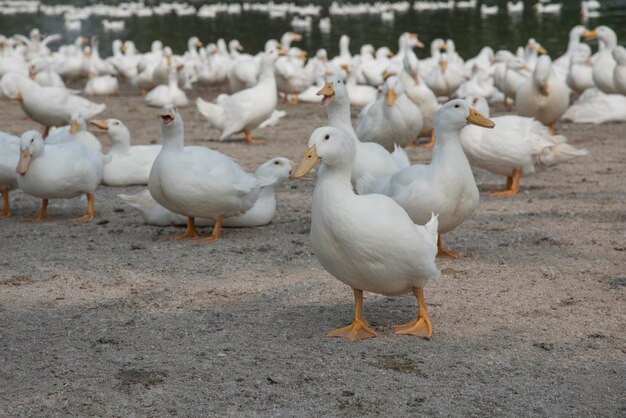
[0,1,624,60]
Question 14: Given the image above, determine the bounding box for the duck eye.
[324,134,330,140]
[274,161,280,165]
[454,104,460,108]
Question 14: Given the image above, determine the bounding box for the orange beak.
[16,149,32,176]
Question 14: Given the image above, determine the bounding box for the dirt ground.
[0,85,624,417]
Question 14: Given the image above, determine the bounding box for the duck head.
[159,104,183,138]
[464,95,490,117]
[317,75,348,107]
[16,130,44,176]
[69,112,84,134]
[256,157,294,186]
[436,99,494,133]
[533,55,552,96]
[383,76,404,106]
[293,127,355,178]
[90,118,130,144]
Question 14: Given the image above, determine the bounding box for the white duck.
[587,26,619,94]
[196,49,280,144]
[44,112,102,153]
[612,46,626,95]
[84,65,119,95]
[292,126,440,340]
[120,157,292,227]
[148,104,261,243]
[356,75,423,151]
[7,74,105,136]
[342,63,377,107]
[317,75,409,185]
[0,132,20,217]
[145,64,189,108]
[566,44,594,95]
[562,88,626,124]
[516,55,570,133]
[553,25,587,80]
[398,55,438,142]
[424,52,464,98]
[356,99,495,258]
[89,118,161,186]
[461,95,588,196]
[16,130,106,221]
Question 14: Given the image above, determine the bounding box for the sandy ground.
[0,85,624,417]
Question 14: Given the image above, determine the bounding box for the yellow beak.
[195,40,203,48]
[386,88,396,106]
[70,119,79,134]
[317,82,334,97]
[583,30,597,40]
[16,149,32,175]
[382,70,392,80]
[293,145,320,178]
[89,120,108,132]
[299,51,307,61]
[538,46,548,54]
[14,92,22,101]
[466,108,495,128]
[440,60,448,73]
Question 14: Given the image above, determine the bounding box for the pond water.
[0,1,624,59]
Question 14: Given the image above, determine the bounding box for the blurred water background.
[0,0,624,58]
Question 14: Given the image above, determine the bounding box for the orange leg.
[327,288,378,341]
[42,126,50,139]
[0,190,10,218]
[288,95,300,105]
[70,193,95,221]
[24,198,54,221]
[192,214,223,243]
[243,129,265,145]
[394,287,432,338]
[168,216,200,240]
[415,129,435,148]
[489,169,521,197]
[437,233,466,258]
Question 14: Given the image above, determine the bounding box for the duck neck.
[327,99,358,141]
[316,163,353,196]
[432,124,470,171]
[162,126,184,151]
[110,129,131,152]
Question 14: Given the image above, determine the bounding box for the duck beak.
[14,92,22,101]
[386,88,396,106]
[299,50,307,61]
[290,32,302,42]
[583,30,597,40]
[538,46,548,55]
[317,82,335,106]
[293,145,320,178]
[467,108,495,128]
[166,55,172,66]
[440,60,448,73]
[236,43,244,51]
[89,119,108,132]
[340,63,350,72]
[382,70,392,80]
[16,149,32,176]
[538,84,549,96]
[195,40,203,48]
[70,119,79,134]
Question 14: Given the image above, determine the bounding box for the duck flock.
[1,3,625,339]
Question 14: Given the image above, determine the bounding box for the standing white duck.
[89,118,161,186]
[292,126,440,340]
[120,157,292,227]
[145,64,189,107]
[317,75,409,185]
[398,55,439,143]
[461,96,588,196]
[357,99,495,258]
[196,49,280,144]
[15,130,106,221]
[516,55,570,133]
[356,75,423,151]
[0,132,20,217]
[342,63,378,107]
[612,46,626,95]
[424,52,464,99]
[8,74,105,136]
[148,104,261,243]
[586,26,619,94]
